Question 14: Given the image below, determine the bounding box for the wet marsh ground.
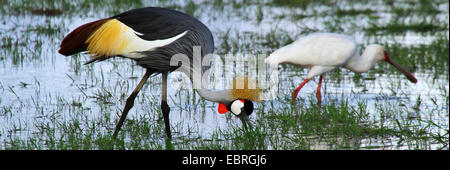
[0,0,448,150]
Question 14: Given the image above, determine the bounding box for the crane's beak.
[384,51,417,83]
[238,112,250,129]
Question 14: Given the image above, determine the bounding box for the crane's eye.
[230,100,245,116]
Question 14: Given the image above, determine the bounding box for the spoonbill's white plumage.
[265,33,417,106]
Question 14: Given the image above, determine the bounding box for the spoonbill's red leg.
[292,78,310,103]
[316,75,323,107]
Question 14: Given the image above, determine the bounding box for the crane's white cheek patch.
[230,100,244,115]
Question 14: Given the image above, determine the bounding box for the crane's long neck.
[178,62,233,104]
[344,49,377,73]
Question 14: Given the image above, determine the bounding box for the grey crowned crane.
[59,7,259,140]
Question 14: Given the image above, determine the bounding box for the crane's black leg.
[113,69,152,138]
[161,72,172,140]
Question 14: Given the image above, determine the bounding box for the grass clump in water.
[365,20,447,35]
[271,0,334,9]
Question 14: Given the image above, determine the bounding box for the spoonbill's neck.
[344,49,377,73]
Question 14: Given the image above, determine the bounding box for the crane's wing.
[112,7,192,41]
[59,7,206,62]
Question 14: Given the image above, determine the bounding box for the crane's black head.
[218,99,254,117]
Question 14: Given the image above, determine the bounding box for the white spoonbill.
[265,33,417,106]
